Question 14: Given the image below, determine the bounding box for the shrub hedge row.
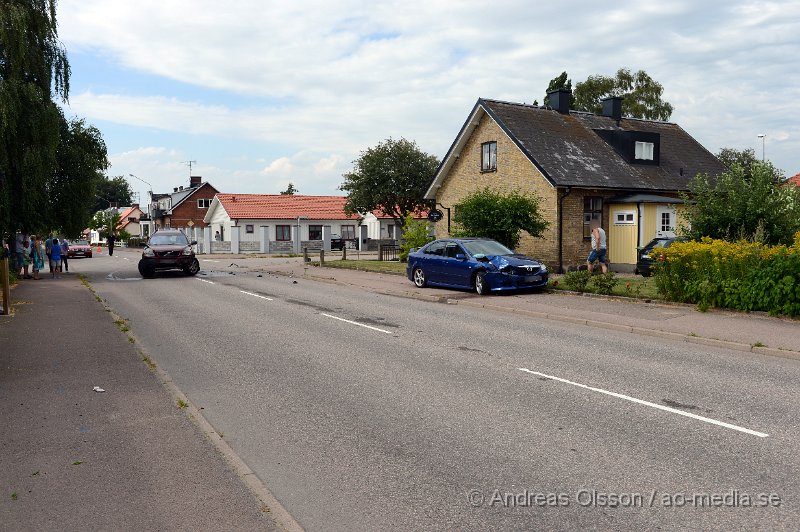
[653,233,800,316]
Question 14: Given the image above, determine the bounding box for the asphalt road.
[78,249,799,530]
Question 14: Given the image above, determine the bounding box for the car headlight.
[182,246,193,256]
[641,254,650,260]
[143,248,155,257]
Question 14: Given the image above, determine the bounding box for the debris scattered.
[92,386,105,393]
[257,274,262,277]
[292,280,298,284]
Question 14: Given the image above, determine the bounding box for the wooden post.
[342,245,347,261]
[1,256,10,316]
[320,249,325,264]
[303,247,309,263]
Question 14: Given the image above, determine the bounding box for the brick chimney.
[190,175,202,188]
[547,88,571,115]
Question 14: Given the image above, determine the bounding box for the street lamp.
[757,134,766,161]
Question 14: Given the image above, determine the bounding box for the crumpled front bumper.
[484,270,548,291]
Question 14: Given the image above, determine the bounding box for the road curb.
[88,280,304,532]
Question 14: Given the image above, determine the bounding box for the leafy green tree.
[452,187,549,249]
[398,213,433,262]
[716,148,783,184]
[50,117,109,237]
[682,161,800,245]
[570,68,674,120]
[541,71,572,107]
[94,175,132,213]
[0,0,70,238]
[280,183,298,195]
[341,137,439,229]
[89,210,128,240]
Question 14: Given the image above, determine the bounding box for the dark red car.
[67,239,93,258]
[138,229,200,278]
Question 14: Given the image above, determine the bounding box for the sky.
[57,0,800,205]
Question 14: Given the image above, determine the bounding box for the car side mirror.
[455,253,466,260]
[473,253,488,262]
[190,241,197,246]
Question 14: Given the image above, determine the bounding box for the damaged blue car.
[406,238,548,295]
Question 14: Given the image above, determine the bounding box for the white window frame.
[613,210,636,225]
[197,198,212,208]
[635,141,654,161]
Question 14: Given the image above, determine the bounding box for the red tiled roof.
[785,173,800,187]
[215,194,360,220]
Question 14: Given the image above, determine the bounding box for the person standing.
[21,237,32,279]
[60,237,69,272]
[31,235,44,280]
[50,237,62,278]
[107,233,116,256]
[587,219,608,274]
[44,234,53,273]
[14,232,26,277]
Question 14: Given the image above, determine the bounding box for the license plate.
[524,275,542,282]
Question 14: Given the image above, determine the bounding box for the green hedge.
[654,235,800,316]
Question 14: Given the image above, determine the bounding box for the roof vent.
[547,88,571,115]
[602,96,623,122]
[173,187,178,192]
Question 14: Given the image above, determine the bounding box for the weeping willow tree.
[0,0,71,240]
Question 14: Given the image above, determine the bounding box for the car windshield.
[149,233,188,246]
[73,240,89,245]
[646,238,673,250]
[462,240,514,256]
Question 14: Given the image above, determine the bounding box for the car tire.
[184,258,200,276]
[412,267,427,288]
[138,263,155,279]
[474,271,490,295]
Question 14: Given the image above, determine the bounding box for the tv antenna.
[181,160,197,177]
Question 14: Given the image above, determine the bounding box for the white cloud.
[59,0,800,189]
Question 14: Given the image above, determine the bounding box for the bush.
[562,270,591,292]
[654,234,800,316]
[590,272,618,295]
[398,214,434,262]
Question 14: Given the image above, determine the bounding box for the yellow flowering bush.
[653,232,800,316]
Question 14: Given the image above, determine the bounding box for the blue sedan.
[406,238,548,295]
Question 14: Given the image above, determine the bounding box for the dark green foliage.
[570,68,674,120]
[0,0,71,238]
[341,137,439,228]
[590,272,619,295]
[562,270,591,292]
[94,175,131,213]
[452,187,549,249]
[682,161,800,245]
[280,183,298,195]
[542,71,572,107]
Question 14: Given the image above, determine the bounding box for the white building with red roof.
[203,194,362,253]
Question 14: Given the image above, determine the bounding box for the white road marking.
[202,259,220,263]
[321,313,393,335]
[123,257,130,261]
[240,290,273,301]
[518,368,768,438]
[196,278,215,284]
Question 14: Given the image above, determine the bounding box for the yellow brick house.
[424,90,726,272]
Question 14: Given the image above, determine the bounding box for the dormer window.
[481,141,497,172]
[635,141,654,161]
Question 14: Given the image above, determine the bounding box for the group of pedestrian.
[6,232,71,280]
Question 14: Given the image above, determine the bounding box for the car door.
[440,242,471,287]
[419,241,447,284]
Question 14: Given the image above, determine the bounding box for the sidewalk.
[0,274,280,531]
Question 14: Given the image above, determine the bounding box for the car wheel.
[412,267,427,288]
[474,271,490,295]
[138,263,155,279]
[184,258,200,276]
